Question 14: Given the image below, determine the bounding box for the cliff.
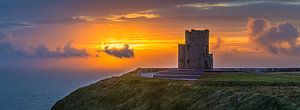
[52,69,300,110]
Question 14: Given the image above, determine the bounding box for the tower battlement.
[178,29,213,69]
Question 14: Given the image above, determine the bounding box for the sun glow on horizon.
[48,16,300,71]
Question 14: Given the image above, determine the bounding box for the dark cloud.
[62,41,90,57]
[33,41,90,58]
[176,0,300,9]
[103,10,161,22]
[1,0,300,29]
[0,0,191,24]
[33,17,92,24]
[163,1,300,23]
[102,44,134,58]
[0,22,35,30]
[247,18,300,55]
[0,32,90,58]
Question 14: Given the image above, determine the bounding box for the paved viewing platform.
[153,69,203,80]
[138,68,300,80]
[138,68,202,80]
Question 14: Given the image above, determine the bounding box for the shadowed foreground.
[52,69,300,110]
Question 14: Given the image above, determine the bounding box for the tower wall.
[180,29,213,69]
[178,44,186,69]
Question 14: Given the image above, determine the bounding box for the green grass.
[198,72,300,83]
[51,69,300,110]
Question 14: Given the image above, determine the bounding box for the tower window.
[187,60,190,64]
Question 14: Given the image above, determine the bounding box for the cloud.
[0,32,90,58]
[0,21,36,30]
[102,44,134,58]
[72,16,103,22]
[247,18,300,55]
[34,41,90,58]
[104,10,160,22]
[71,10,160,22]
[176,1,263,9]
[176,1,300,9]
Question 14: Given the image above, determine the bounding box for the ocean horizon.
[0,69,113,110]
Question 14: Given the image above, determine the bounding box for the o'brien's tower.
[178,29,213,69]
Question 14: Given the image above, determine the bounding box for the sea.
[0,69,114,110]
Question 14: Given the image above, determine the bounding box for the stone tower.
[178,29,213,69]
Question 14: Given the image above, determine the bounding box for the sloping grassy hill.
[52,69,300,110]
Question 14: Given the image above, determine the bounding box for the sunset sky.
[1,0,300,73]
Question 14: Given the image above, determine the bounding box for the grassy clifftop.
[52,69,300,110]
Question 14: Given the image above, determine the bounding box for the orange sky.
[1,1,300,72]
[51,21,252,70]
[23,19,297,71]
